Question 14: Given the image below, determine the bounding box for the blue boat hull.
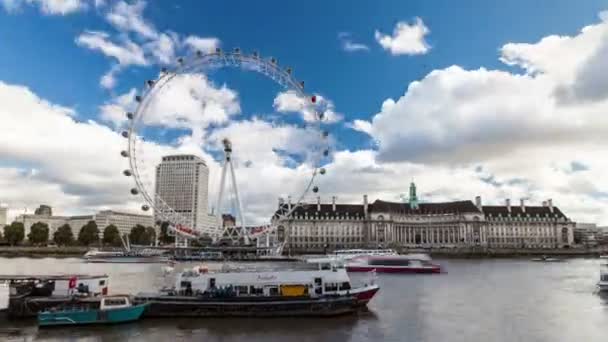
[38,304,147,327]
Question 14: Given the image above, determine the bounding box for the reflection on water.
[1,257,608,342]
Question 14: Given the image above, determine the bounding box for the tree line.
[1,220,174,247]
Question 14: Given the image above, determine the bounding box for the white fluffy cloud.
[375,17,430,55]
[183,36,220,53]
[72,1,220,89]
[75,31,148,66]
[273,90,342,123]
[347,11,608,224]
[1,0,86,15]
[105,0,156,39]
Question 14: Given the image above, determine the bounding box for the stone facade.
[275,184,575,253]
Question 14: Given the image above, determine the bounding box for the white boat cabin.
[332,249,397,260]
[176,262,353,298]
[100,296,131,310]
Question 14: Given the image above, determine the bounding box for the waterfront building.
[276,183,575,252]
[34,205,52,216]
[154,155,216,232]
[574,223,601,247]
[0,206,7,229]
[478,198,574,249]
[95,210,154,236]
[15,206,153,241]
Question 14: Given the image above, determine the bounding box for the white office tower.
[154,155,216,246]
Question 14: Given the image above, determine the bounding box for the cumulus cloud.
[338,32,369,52]
[375,18,430,55]
[105,0,156,39]
[99,88,137,127]
[273,90,342,123]
[72,1,221,89]
[374,18,431,55]
[183,36,220,53]
[1,0,86,15]
[75,30,148,66]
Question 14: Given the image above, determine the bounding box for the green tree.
[28,222,49,245]
[158,221,174,245]
[53,224,74,246]
[4,222,25,246]
[78,220,100,246]
[102,225,122,247]
[145,226,156,245]
[129,224,149,245]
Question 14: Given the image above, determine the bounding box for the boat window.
[369,258,410,266]
[320,263,331,270]
[339,282,351,291]
[268,287,279,296]
[235,285,249,295]
[324,283,338,292]
[314,277,322,285]
[99,280,106,286]
[209,278,216,288]
[250,286,263,295]
[104,298,127,306]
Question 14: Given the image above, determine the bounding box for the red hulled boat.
[346,254,441,274]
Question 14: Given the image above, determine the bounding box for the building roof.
[370,199,481,214]
[276,203,365,218]
[481,205,567,219]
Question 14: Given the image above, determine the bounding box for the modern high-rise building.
[154,155,216,231]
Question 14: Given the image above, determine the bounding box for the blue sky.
[3,0,608,225]
[2,0,606,148]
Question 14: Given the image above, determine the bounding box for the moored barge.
[3,274,109,318]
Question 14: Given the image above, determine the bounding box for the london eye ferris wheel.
[119,47,331,248]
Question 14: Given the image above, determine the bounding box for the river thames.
[1,257,607,342]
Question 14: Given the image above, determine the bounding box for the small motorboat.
[600,255,608,259]
[38,295,147,327]
[346,254,441,274]
[531,255,564,262]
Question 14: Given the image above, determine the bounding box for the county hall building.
[275,183,575,253]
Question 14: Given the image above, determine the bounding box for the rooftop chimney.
[317,196,321,212]
[287,196,292,211]
[506,198,511,213]
[332,196,336,212]
[548,199,553,213]
[542,201,548,207]
[520,198,525,213]
[475,196,482,210]
[363,194,369,217]
[278,197,284,209]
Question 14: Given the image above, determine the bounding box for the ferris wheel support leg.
[228,159,249,245]
[215,158,229,230]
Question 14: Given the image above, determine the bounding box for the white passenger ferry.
[134,259,379,317]
[174,259,379,305]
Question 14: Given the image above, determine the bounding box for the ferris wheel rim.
[123,49,329,239]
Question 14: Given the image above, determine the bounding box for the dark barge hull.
[133,294,360,317]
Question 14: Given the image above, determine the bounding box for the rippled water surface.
[1,257,607,342]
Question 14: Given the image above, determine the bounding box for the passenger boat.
[598,264,608,292]
[330,248,398,261]
[133,259,379,317]
[83,248,170,263]
[3,274,109,318]
[38,295,147,327]
[346,254,441,274]
[530,255,564,262]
